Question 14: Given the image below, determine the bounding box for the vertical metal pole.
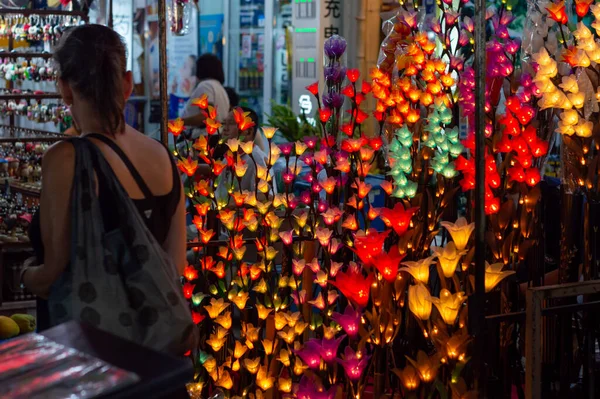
[108,0,114,29]
[223,0,231,85]
[263,0,275,120]
[158,0,169,145]
[471,0,487,394]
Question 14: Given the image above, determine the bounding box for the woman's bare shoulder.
[43,140,75,165]
[122,126,173,174]
[125,126,167,151]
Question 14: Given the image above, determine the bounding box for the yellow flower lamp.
[400,256,436,284]
[432,289,466,325]
[432,242,467,278]
[440,217,475,251]
[408,284,433,321]
[484,262,516,293]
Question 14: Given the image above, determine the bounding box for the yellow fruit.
[11,314,36,334]
[0,316,20,339]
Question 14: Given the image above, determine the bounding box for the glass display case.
[270,1,293,108]
[225,0,267,119]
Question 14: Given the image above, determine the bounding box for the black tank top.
[29,134,181,262]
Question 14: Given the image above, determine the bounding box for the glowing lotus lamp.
[215,370,233,389]
[206,333,227,352]
[575,0,594,17]
[331,305,361,337]
[407,350,440,383]
[256,366,275,390]
[546,1,568,24]
[575,120,593,138]
[215,312,232,329]
[278,377,293,393]
[256,304,273,320]
[408,284,433,321]
[244,357,261,374]
[278,328,296,344]
[400,256,436,284]
[278,349,291,367]
[559,76,579,93]
[485,262,516,292]
[432,289,466,325]
[337,347,370,382]
[561,109,579,126]
[295,342,322,370]
[395,365,420,391]
[432,242,467,278]
[294,358,308,376]
[440,217,475,251]
[233,341,248,359]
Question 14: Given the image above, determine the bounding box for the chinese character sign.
[322,0,342,40]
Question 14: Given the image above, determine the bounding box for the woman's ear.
[57,79,74,106]
[123,71,134,99]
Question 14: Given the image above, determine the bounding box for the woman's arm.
[23,142,74,298]
[163,180,187,276]
[181,112,207,128]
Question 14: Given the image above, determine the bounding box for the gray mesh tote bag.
[48,137,196,356]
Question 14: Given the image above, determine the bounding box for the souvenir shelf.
[0,52,53,59]
[0,7,87,312]
[0,93,62,101]
[0,9,88,19]
[0,6,86,140]
[0,125,64,143]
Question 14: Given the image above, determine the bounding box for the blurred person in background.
[219,107,270,193]
[181,54,230,130]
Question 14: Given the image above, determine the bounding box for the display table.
[0,242,36,316]
[42,321,193,399]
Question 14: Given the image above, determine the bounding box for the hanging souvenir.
[168,0,192,36]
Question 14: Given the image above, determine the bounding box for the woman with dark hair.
[21,25,188,340]
[182,53,230,128]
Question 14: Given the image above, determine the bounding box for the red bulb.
[512,137,529,155]
[362,81,372,94]
[348,108,369,124]
[487,172,501,189]
[459,174,476,191]
[485,197,501,215]
[347,68,360,83]
[496,135,512,153]
[508,166,526,183]
[516,154,533,168]
[319,108,333,123]
[525,168,541,187]
[355,92,366,106]
[306,81,320,96]
[341,84,355,98]
[517,105,535,125]
[530,140,548,157]
[369,137,383,150]
[341,122,354,136]
[505,96,521,114]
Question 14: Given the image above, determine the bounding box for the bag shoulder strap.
[85,133,154,201]
[159,142,182,203]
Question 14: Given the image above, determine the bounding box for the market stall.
[0,0,599,398]
[172,1,600,398]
